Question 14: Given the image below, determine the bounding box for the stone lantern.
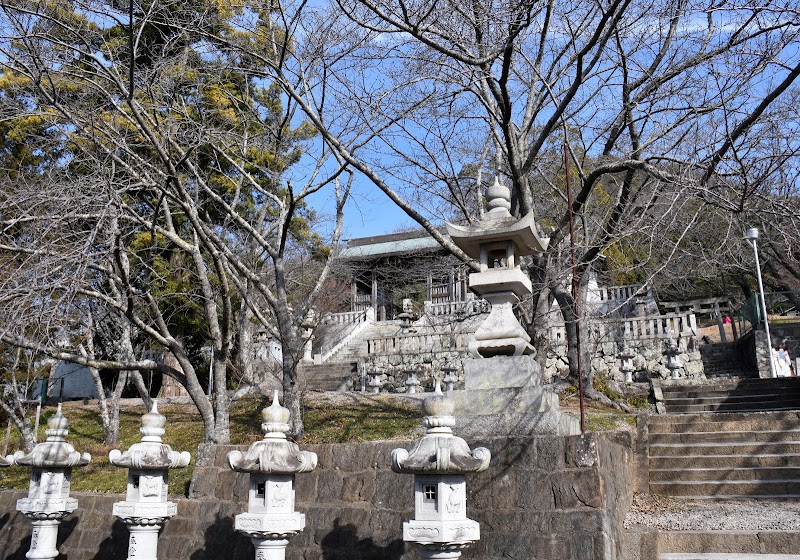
[664,339,682,379]
[446,178,548,357]
[441,362,459,393]
[109,401,191,560]
[392,384,491,559]
[619,345,636,383]
[9,404,91,560]
[369,373,383,394]
[227,391,317,560]
[405,369,421,394]
[301,310,316,363]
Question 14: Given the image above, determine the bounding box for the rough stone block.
[550,469,604,509]
[317,469,344,502]
[187,465,218,499]
[332,443,377,471]
[374,471,412,511]
[536,436,566,470]
[514,468,553,510]
[565,433,599,467]
[215,469,238,501]
[340,472,376,503]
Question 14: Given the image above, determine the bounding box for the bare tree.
[0,0,353,442]
[225,0,800,399]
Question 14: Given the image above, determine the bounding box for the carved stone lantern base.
[251,537,290,560]
[22,517,68,560]
[416,542,472,560]
[469,291,533,358]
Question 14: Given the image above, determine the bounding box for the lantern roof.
[227,391,317,475]
[392,384,490,475]
[109,401,191,470]
[11,404,91,468]
[445,178,548,258]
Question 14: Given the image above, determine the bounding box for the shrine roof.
[340,229,444,259]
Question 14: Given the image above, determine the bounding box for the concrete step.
[660,554,800,559]
[648,411,800,430]
[654,531,800,556]
[650,442,800,457]
[649,479,800,497]
[661,386,800,398]
[649,467,800,482]
[649,453,800,470]
[649,430,800,445]
[665,401,800,414]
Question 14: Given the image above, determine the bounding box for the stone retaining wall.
[0,433,632,560]
[545,335,703,383]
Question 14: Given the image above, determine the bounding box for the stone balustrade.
[590,283,649,302]
[325,308,371,326]
[366,332,471,356]
[548,312,698,344]
[619,312,698,339]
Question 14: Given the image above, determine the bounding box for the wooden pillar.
[351,278,357,312]
[371,270,378,318]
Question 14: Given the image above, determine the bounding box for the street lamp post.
[745,227,776,378]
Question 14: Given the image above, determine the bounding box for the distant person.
[722,315,731,324]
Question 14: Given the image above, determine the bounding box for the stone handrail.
[319,308,374,363]
[423,299,484,317]
[366,331,471,355]
[327,308,370,326]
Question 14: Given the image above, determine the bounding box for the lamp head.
[745,227,759,241]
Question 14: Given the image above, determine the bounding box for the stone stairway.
[699,342,757,379]
[322,321,403,364]
[660,378,800,414]
[649,410,800,499]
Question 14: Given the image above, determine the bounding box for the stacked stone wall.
[545,335,704,383]
[0,433,631,560]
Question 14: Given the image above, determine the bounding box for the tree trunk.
[552,280,594,393]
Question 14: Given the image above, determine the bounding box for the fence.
[548,311,698,344]
[734,292,800,337]
[366,331,472,355]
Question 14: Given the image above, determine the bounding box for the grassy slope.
[0,392,636,495]
[0,395,422,495]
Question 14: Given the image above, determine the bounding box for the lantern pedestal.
[10,404,90,560]
[392,385,490,560]
[109,402,191,560]
[228,392,317,560]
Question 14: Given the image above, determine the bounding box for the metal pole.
[207,348,214,397]
[747,229,776,378]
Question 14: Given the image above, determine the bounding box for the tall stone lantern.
[10,404,91,560]
[446,178,549,357]
[227,392,318,560]
[392,384,491,559]
[109,401,191,560]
